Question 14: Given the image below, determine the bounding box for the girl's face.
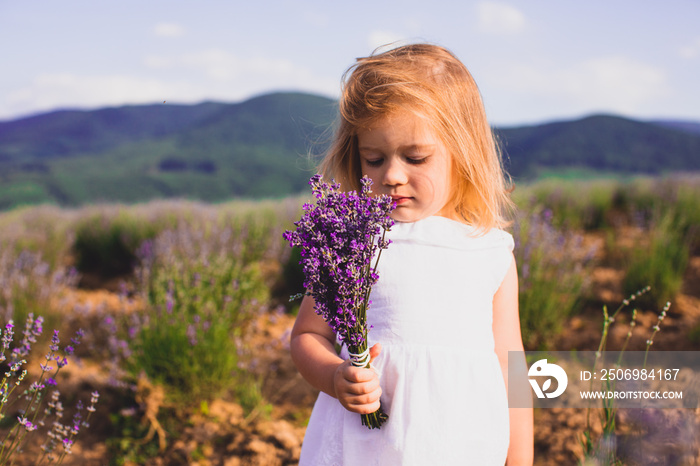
[357,110,455,223]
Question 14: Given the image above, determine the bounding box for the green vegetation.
[579,289,669,465]
[127,209,282,402]
[0,175,698,463]
[0,92,335,209]
[511,209,595,349]
[2,92,700,210]
[498,114,700,178]
[513,178,619,231]
[72,209,162,279]
[621,211,691,309]
[511,175,700,349]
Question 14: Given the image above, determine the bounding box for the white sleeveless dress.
[299,216,513,465]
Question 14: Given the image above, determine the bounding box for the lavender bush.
[116,212,275,403]
[0,206,76,272]
[515,175,700,248]
[621,210,690,309]
[0,248,78,336]
[513,209,597,350]
[514,179,618,231]
[0,314,99,464]
[72,209,159,280]
[284,175,394,429]
[0,176,695,461]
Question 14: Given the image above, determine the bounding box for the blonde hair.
[319,43,514,230]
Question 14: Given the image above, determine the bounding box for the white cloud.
[2,49,344,119]
[477,2,526,35]
[179,49,240,80]
[153,22,186,38]
[143,49,330,86]
[563,57,667,112]
[2,73,196,117]
[367,31,407,51]
[489,56,669,121]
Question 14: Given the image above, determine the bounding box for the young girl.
[290,43,533,465]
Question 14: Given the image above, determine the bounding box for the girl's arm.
[290,295,382,414]
[493,254,534,466]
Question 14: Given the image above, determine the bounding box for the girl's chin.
[390,208,458,223]
[390,209,425,223]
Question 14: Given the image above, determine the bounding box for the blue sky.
[1,1,699,125]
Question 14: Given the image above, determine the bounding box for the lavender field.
[1,176,699,465]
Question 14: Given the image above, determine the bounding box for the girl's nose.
[382,159,408,187]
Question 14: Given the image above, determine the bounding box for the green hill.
[0,102,228,161]
[498,115,700,179]
[0,93,336,208]
[1,91,699,209]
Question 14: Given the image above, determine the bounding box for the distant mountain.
[0,92,336,209]
[649,119,700,136]
[1,92,699,209]
[497,114,700,178]
[0,102,229,160]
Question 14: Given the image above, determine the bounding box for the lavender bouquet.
[283,174,394,429]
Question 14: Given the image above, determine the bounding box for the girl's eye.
[407,157,427,165]
[364,159,383,167]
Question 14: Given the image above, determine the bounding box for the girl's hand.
[333,343,382,414]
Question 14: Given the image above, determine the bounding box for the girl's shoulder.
[388,216,513,252]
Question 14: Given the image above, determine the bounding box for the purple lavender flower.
[10,314,44,364]
[71,328,85,347]
[2,322,15,359]
[50,330,60,352]
[17,417,37,432]
[283,175,394,429]
[186,323,197,346]
[62,438,73,454]
[30,381,45,392]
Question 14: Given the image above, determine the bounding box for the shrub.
[513,209,596,349]
[0,206,76,271]
[667,181,700,253]
[124,216,273,403]
[0,249,77,331]
[72,209,160,279]
[514,180,617,231]
[622,211,690,309]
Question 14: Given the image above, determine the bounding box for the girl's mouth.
[390,196,411,205]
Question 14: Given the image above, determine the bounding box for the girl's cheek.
[362,169,380,186]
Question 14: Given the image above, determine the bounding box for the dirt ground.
[8,245,700,465]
